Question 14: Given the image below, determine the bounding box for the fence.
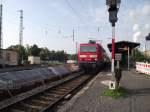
[136,62,150,75]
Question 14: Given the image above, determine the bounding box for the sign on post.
[115,53,122,61]
[109,81,116,90]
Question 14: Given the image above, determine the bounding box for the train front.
[78,43,100,71]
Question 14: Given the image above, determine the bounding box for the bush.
[103,87,126,99]
[132,49,150,62]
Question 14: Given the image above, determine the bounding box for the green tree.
[40,47,50,60]
[67,54,77,60]
[132,49,150,62]
[29,44,41,56]
[56,50,66,62]
[7,44,74,64]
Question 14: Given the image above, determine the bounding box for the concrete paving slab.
[57,70,150,112]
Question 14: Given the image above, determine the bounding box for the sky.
[0,0,150,54]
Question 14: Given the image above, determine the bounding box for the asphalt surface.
[57,70,150,112]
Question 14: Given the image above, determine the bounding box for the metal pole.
[76,42,78,64]
[0,4,3,54]
[73,28,74,42]
[19,10,23,64]
[117,61,119,68]
[128,47,130,70]
[0,4,4,68]
[145,41,146,52]
[0,4,2,58]
[111,26,115,75]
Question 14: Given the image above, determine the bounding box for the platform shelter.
[107,41,140,68]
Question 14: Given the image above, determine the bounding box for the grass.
[103,87,126,99]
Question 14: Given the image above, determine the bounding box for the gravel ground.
[57,70,150,112]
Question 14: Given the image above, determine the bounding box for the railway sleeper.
[49,90,67,95]
[1,73,91,112]
[9,104,38,112]
[43,93,61,98]
[36,97,54,102]
[31,99,50,105]
[39,96,57,101]
[56,86,72,90]
[52,88,70,92]
[11,108,38,112]
[21,102,43,110]
[11,108,26,112]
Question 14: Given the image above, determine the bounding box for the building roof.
[107,41,140,52]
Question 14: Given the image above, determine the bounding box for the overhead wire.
[64,0,98,41]
[2,1,105,40]
[3,7,103,30]
[65,0,85,24]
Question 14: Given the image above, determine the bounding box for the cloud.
[142,4,150,15]
[129,3,150,43]
[50,2,59,8]
[133,31,142,42]
[129,4,150,22]
[80,6,107,25]
[129,10,140,23]
[143,24,150,37]
[144,24,150,30]
[132,23,150,43]
[133,24,140,32]
[94,7,107,23]
[132,23,150,42]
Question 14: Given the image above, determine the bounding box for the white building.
[144,50,150,57]
[0,49,18,66]
[28,56,41,64]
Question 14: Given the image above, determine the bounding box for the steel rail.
[1,72,92,112]
[40,74,91,112]
[0,71,84,110]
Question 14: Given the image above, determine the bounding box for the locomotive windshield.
[80,46,96,52]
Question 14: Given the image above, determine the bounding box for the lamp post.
[76,41,78,64]
[106,0,121,88]
[145,33,150,51]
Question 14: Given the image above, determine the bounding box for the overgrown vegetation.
[103,87,126,99]
[131,48,150,62]
[7,44,76,63]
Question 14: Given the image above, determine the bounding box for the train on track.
[78,40,110,72]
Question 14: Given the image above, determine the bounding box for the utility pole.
[0,4,2,58]
[128,47,130,70]
[73,28,74,42]
[98,27,100,32]
[76,41,78,64]
[19,10,23,65]
[0,4,4,68]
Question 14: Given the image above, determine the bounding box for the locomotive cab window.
[80,46,96,52]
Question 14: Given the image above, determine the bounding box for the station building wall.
[0,49,18,66]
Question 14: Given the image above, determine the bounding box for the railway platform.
[58,70,150,112]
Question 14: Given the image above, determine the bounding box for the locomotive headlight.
[89,55,97,58]
[80,55,86,58]
[94,58,98,61]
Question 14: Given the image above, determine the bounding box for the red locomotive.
[78,40,109,72]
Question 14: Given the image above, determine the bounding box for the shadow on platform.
[125,88,150,97]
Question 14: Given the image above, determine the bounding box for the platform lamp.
[145,33,150,51]
[106,0,121,88]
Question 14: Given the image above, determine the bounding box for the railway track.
[0,71,93,112]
